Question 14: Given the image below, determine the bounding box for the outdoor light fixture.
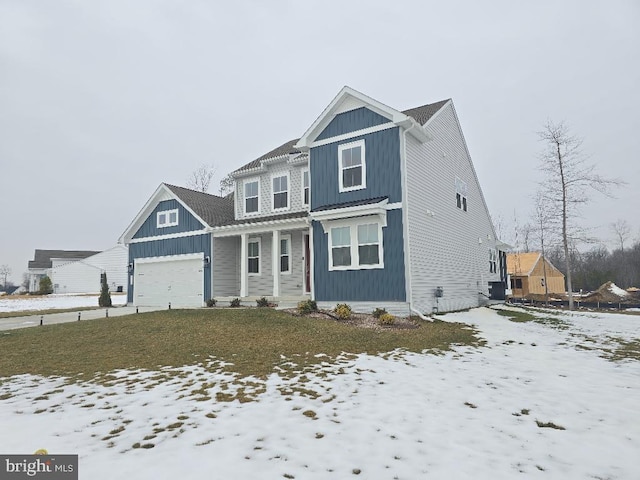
[203,256,211,267]
[127,263,134,273]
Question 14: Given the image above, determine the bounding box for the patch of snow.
[0,308,638,479]
[0,294,127,312]
[608,283,629,297]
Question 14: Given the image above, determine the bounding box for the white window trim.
[301,169,310,207]
[338,139,366,193]
[157,208,179,228]
[247,237,261,276]
[280,234,292,275]
[243,178,261,216]
[327,217,384,271]
[271,172,290,212]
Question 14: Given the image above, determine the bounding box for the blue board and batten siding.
[133,199,204,238]
[311,128,402,210]
[128,199,211,303]
[315,107,389,141]
[312,210,406,302]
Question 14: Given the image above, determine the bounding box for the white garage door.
[135,255,204,308]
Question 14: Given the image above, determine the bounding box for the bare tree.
[187,164,216,193]
[532,192,556,305]
[610,219,631,253]
[0,264,10,288]
[537,120,624,309]
[219,174,235,196]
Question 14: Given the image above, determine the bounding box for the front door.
[303,234,311,294]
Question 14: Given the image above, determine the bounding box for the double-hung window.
[280,235,291,274]
[302,170,310,206]
[328,220,383,270]
[244,180,259,214]
[248,239,260,275]
[338,140,366,192]
[331,227,352,267]
[357,224,380,265]
[272,174,289,210]
[157,208,179,228]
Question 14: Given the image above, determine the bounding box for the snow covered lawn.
[0,307,638,479]
[0,294,127,313]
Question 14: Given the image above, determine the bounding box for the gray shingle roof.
[220,210,308,227]
[28,250,100,269]
[401,100,450,125]
[232,99,449,174]
[312,196,388,213]
[232,139,301,175]
[164,184,235,228]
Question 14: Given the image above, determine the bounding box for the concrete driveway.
[0,306,166,331]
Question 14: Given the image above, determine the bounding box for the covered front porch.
[211,216,312,304]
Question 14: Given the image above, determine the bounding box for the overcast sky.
[1,0,639,285]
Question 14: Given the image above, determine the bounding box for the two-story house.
[119,86,508,314]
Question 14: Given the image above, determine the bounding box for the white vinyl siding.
[404,102,501,314]
[235,163,308,220]
[50,246,128,294]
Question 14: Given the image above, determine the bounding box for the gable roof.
[164,184,235,227]
[232,91,448,176]
[507,252,566,277]
[28,250,100,269]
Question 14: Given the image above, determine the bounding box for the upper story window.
[455,177,468,212]
[328,219,384,271]
[157,208,179,228]
[244,179,259,215]
[272,174,289,211]
[302,170,310,206]
[338,139,366,192]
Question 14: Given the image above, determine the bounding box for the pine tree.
[39,275,53,295]
[99,272,112,307]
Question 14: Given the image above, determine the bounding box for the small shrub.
[98,273,112,307]
[334,303,352,320]
[206,298,216,307]
[297,299,317,315]
[39,275,53,295]
[230,298,241,308]
[378,313,396,325]
[256,297,270,308]
[372,307,387,319]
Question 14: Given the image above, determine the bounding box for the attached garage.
[134,254,204,307]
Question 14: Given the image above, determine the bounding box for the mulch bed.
[283,308,422,331]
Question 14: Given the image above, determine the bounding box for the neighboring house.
[28,250,100,292]
[27,247,128,294]
[507,252,565,298]
[120,86,508,314]
[51,245,128,294]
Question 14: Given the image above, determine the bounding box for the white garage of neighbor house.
[50,245,128,294]
[27,246,128,294]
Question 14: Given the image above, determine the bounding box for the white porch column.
[309,225,315,300]
[240,232,248,297]
[272,229,280,298]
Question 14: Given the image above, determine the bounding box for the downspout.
[402,120,432,321]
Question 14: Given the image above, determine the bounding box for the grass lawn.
[0,308,481,379]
